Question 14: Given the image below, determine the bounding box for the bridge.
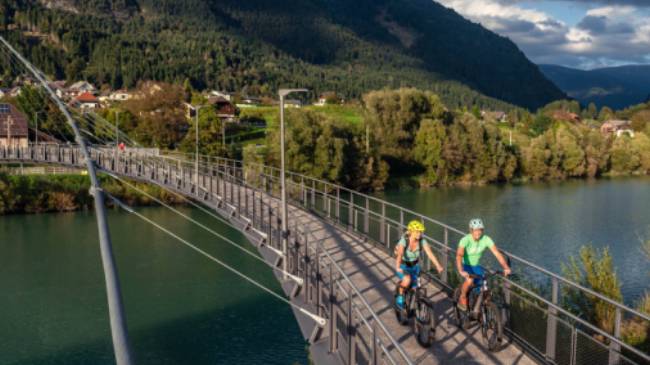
[0,34,648,365]
[2,145,649,365]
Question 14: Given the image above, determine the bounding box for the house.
[70,92,100,110]
[48,81,67,99]
[208,96,238,121]
[551,110,581,123]
[481,110,507,123]
[68,81,96,94]
[108,89,132,102]
[208,90,232,101]
[315,92,339,106]
[184,97,239,122]
[236,96,261,108]
[616,129,635,138]
[132,81,163,99]
[0,103,29,148]
[283,99,302,108]
[9,87,21,97]
[601,120,632,135]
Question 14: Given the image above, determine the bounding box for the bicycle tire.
[481,302,503,351]
[394,282,410,325]
[413,298,435,347]
[452,288,465,329]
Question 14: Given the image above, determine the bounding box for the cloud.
[507,0,650,7]
[435,0,650,69]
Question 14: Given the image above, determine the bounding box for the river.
[0,207,308,365]
[1,177,648,364]
[379,176,650,303]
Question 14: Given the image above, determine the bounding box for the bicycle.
[452,270,509,352]
[393,270,438,347]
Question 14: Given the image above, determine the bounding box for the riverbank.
[0,173,184,215]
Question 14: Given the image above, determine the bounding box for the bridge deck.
[1,148,537,364]
[263,191,535,365]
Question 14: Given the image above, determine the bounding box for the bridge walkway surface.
[102,149,536,364]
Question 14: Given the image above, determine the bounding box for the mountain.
[539,64,650,110]
[0,0,565,109]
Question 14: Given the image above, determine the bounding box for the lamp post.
[33,111,41,146]
[192,104,207,189]
[278,88,308,279]
[115,110,120,147]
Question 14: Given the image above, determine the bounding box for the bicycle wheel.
[394,283,409,325]
[413,299,435,347]
[481,302,503,351]
[452,288,465,329]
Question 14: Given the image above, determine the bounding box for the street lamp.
[191,104,208,190]
[115,110,120,147]
[33,111,42,146]
[278,88,308,279]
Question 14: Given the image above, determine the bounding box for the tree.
[124,82,188,148]
[563,245,622,333]
[598,106,614,121]
[530,113,552,136]
[363,88,446,164]
[265,109,388,190]
[522,134,551,180]
[554,126,585,178]
[631,110,650,132]
[583,102,597,120]
[610,135,641,174]
[413,118,446,186]
[582,129,609,178]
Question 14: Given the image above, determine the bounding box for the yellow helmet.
[407,220,425,233]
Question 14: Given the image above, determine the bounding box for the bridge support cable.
[106,173,302,285]
[105,192,327,327]
[0,37,134,365]
[0,49,75,144]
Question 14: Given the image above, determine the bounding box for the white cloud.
[586,6,635,17]
[435,0,650,69]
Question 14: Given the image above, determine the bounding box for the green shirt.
[397,236,429,263]
[458,234,494,266]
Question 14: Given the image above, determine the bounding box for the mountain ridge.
[0,0,566,109]
[539,64,650,110]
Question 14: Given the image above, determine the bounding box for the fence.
[182,152,650,365]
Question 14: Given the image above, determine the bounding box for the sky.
[435,0,650,69]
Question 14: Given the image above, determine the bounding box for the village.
[0,78,347,150]
[0,78,640,153]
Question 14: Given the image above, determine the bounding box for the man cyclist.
[395,220,444,309]
[456,218,511,311]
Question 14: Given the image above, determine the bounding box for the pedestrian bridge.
[1,145,648,365]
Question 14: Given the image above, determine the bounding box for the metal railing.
[170,151,650,365]
[0,145,415,365]
[3,146,649,364]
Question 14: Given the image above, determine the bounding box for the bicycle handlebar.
[467,270,507,280]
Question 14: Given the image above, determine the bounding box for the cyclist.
[456,218,511,311]
[395,220,444,309]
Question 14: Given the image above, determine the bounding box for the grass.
[239,103,364,129]
[303,104,364,125]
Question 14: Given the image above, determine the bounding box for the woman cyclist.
[395,220,444,309]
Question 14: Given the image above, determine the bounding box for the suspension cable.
[106,173,302,285]
[105,192,326,326]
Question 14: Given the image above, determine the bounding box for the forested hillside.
[0,0,564,109]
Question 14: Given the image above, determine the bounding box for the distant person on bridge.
[456,218,511,311]
[395,220,444,309]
